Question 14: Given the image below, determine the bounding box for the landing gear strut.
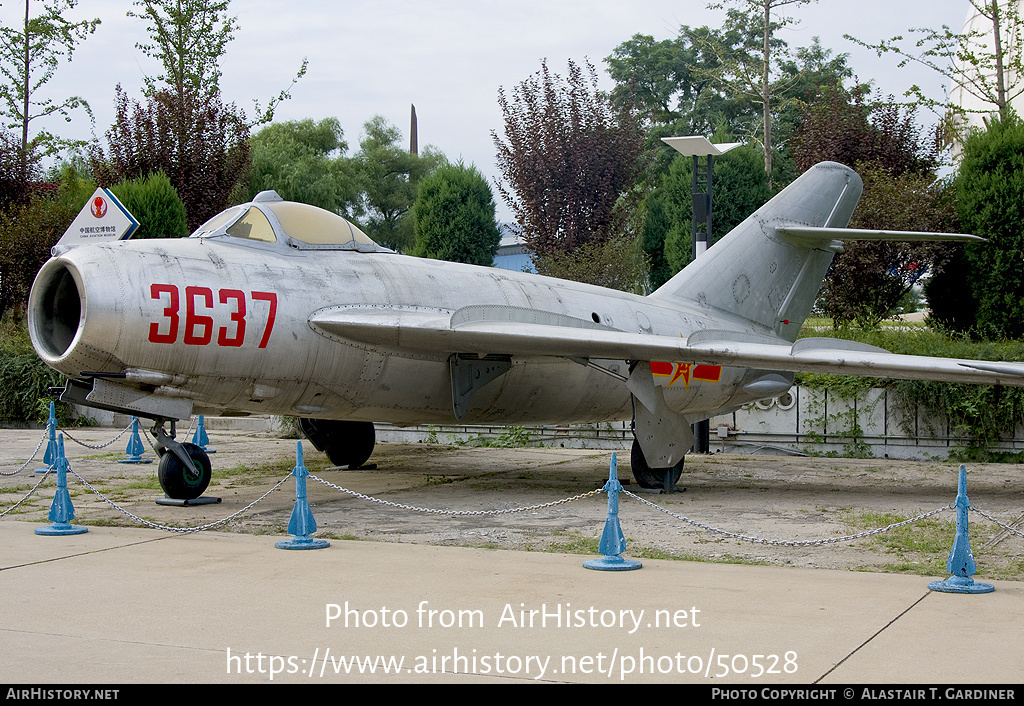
[299,419,376,469]
[150,418,213,501]
[630,438,683,491]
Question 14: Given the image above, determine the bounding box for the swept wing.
[309,305,1024,388]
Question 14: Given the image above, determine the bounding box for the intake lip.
[29,258,85,365]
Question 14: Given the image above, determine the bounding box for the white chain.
[4,423,137,479]
[970,505,1024,539]
[309,474,604,515]
[0,467,53,517]
[1,431,48,476]
[621,489,954,547]
[66,465,293,533]
[6,446,1019,550]
[58,423,133,450]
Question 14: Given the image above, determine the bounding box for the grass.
[841,509,959,576]
[217,458,315,484]
[79,452,123,461]
[545,531,600,555]
[321,532,364,541]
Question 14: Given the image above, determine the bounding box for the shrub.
[110,171,188,239]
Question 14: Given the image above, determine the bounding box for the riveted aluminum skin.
[29,232,753,425]
[29,163,1024,441]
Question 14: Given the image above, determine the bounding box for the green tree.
[846,0,1024,138]
[237,118,358,214]
[110,171,188,240]
[703,0,816,182]
[655,142,775,279]
[129,0,234,102]
[0,0,99,178]
[127,0,305,124]
[606,27,754,137]
[411,162,501,266]
[639,188,675,289]
[608,28,849,148]
[532,236,649,293]
[353,115,444,252]
[954,112,1024,338]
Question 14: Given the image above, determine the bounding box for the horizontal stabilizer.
[777,226,984,243]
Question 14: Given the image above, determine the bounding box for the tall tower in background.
[410,104,419,156]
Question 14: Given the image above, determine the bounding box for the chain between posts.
[309,474,603,515]
[65,465,294,533]
[4,431,1021,546]
[1,432,47,476]
[2,424,135,478]
[0,468,53,517]
[57,422,133,450]
[621,489,955,547]
[970,505,1024,539]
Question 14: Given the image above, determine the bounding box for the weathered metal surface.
[27,164,1024,476]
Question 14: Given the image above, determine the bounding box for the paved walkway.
[2,520,1021,684]
[1,425,1021,685]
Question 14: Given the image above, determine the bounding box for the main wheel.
[630,439,683,490]
[298,419,376,469]
[157,442,212,500]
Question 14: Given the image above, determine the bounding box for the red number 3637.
[148,284,277,348]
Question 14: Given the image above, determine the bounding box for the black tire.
[299,418,376,469]
[157,442,212,499]
[630,438,683,490]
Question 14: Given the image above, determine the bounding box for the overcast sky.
[1,0,975,219]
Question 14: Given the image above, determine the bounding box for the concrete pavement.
[1,424,1021,685]
[1,519,1021,684]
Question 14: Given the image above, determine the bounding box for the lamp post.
[661,136,742,453]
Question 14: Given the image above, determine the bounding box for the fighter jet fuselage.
[29,162,1024,497]
[30,237,761,427]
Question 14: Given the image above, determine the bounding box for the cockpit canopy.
[191,191,391,253]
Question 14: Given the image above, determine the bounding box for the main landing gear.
[150,418,213,501]
[630,438,683,491]
[299,418,376,469]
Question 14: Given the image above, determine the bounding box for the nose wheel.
[149,418,217,503]
[157,442,212,499]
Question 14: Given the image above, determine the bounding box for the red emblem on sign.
[91,196,107,218]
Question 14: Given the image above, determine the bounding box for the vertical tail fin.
[650,161,862,341]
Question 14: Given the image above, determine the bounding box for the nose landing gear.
[150,418,215,503]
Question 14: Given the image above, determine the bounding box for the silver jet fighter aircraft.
[27,161,1024,499]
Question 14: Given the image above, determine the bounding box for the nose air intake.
[29,260,84,361]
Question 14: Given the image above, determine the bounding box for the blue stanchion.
[584,453,641,571]
[191,415,215,453]
[276,442,330,550]
[35,435,88,536]
[929,465,994,594]
[34,402,57,474]
[118,417,152,464]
